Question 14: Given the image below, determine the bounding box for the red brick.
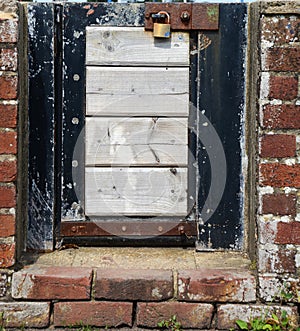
[275,222,300,245]
[260,164,300,188]
[0,104,17,128]
[12,266,92,300]
[0,243,15,267]
[0,160,16,182]
[94,268,173,301]
[137,302,214,329]
[0,48,17,71]
[261,194,296,215]
[177,269,256,302]
[0,131,17,154]
[0,214,15,237]
[269,76,298,101]
[258,247,295,273]
[0,302,50,328]
[0,75,17,99]
[260,134,296,158]
[262,104,300,129]
[217,304,298,330]
[265,47,300,72]
[0,185,15,208]
[0,19,18,43]
[261,17,300,45]
[54,301,133,327]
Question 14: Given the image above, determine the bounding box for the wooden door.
[26,2,248,250]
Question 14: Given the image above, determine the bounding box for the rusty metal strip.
[192,4,219,30]
[145,3,192,31]
[145,3,219,31]
[61,221,197,237]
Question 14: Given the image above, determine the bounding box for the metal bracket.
[145,3,219,31]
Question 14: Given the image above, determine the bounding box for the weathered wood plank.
[85,117,187,166]
[86,94,189,117]
[85,167,187,216]
[86,67,189,95]
[86,144,187,166]
[86,27,189,66]
[27,3,55,251]
[86,117,187,145]
[86,67,189,116]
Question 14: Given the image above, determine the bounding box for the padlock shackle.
[157,11,170,24]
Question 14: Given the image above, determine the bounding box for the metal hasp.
[145,3,219,31]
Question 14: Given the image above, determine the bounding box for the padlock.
[153,11,171,38]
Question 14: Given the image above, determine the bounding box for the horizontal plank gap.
[85,165,189,168]
[85,65,189,68]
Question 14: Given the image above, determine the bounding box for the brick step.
[11,266,257,328]
[12,266,256,302]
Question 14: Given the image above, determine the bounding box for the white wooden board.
[86,94,189,117]
[86,67,189,116]
[86,117,187,166]
[85,145,187,166]
[86,67,189,95]
[86,27,189,67]
[85,167,187,216]
[86,117,187,145]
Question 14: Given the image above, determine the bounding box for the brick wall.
[0,9,18,290]
[258,4,300,302]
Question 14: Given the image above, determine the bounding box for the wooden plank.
[86,67,189,95]
[86,27,189,66]
[86,94,188,117]
[86,67,189,116]
[85,167,187,216]
[27,3,55,251]
[86,145,187,166]
[85,117,187,166]
[85,117,187,145]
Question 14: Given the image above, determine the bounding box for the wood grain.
[86,27,189,66]
[85,167,187,216]
[85,117,187,166]
[86,94,189,117]
[86,67,189,116]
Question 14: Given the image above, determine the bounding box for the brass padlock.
[153,11,171,38]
